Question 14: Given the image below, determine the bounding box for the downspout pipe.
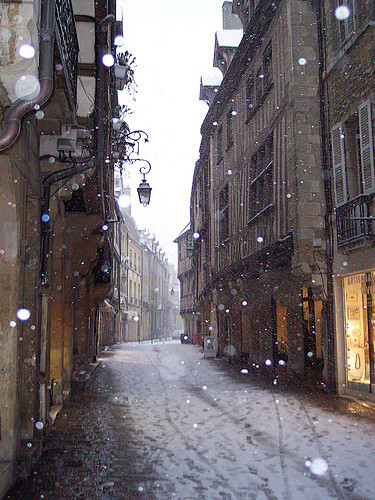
[316,0,336,393]
[0,0,55,151]
[95,14,115,218]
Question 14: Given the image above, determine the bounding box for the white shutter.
[359,100,375,194]
[331,123,347,206]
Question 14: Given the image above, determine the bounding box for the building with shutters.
[321,0,375,400]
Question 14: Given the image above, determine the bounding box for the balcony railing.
[55,0,79,111]
[336,195,373,247]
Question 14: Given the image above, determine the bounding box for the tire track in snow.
[270,391,292,499]
[295,395,348,499]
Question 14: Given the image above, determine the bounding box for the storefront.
[342,272,375,395]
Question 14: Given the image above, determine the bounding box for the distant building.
[114,181,174,343]
[140,232,171,340]
[174,224,196,342]
[122,211,143,342]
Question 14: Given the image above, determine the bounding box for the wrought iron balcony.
[55,0,79,111]
[336,194,374,248]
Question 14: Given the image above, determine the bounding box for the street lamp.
[136,160,152,206]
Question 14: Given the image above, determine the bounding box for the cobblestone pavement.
[7,354,152,500]
[6,341,375,500]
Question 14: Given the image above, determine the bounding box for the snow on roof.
[216,29,243,48]
[174,223,191,242]
[201,74,223,87]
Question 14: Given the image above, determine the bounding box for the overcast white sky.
[118,0,224,266]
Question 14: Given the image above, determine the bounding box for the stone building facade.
[321,0,375,401]
[174,224,197,342]
[140,231,172,341]
[123,211,143,342]
[0,0,126,493]
[190,0,331,387]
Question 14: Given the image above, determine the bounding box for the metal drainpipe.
[37,162,90,432]
[0,0,55,151]
[95,14,114,217]
[316,0,336,393]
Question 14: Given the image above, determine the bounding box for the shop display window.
[344,272,375,391]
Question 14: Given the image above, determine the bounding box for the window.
[343,272,374,388]
[248,134,274,222]
[246,0,254,15]
[216,125,223,164]
[246,74,255,120]
[255,67,263,106]
[218,184,229,242]
[247,42,273,118]
[263,43,273,90]
[186,233,193,256]
[331,100,375,206]
[226,110,233,149]
[338,0,355,44]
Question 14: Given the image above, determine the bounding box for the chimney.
[118,185,132,216]
[222,1,242,29]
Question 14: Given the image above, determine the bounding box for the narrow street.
[7,341,375,500]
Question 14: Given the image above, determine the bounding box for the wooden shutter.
[331,123,347,206]
[359,100,375,194]
[346,0,355,38]
[339,0,355,44]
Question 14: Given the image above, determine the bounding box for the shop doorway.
[302,287,324,384]
[271,297,288,365]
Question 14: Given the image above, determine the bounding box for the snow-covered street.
[8,340,375,499]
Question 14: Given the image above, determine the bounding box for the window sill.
[218,238,230,246]
[247,203,274,225]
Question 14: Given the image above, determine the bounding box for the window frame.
[226,110,234,150]
[248,133,274,223]
[246,73,255,121]
[263,42,273,91]
[218,184,229,243]
[331,100,375,207]
[216,125,223,164]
